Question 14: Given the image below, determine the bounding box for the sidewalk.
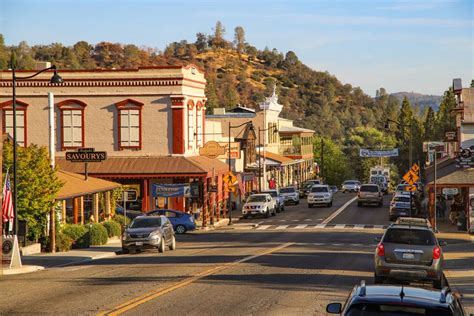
[2,239,121,276]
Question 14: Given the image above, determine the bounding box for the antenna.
[400,286,405,300]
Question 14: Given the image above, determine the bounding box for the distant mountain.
[391,92,442,111]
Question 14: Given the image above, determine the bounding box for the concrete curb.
[2,265,45,275]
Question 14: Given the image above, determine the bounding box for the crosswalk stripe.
[354,225,365,229]
[334,224,345,229]
[256,225,271,230]
[276,225,289,229]
[373,225,384,229]
[315,224,326,229]
[295,224,308,229]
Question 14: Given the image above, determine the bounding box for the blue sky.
[0,0,472,96]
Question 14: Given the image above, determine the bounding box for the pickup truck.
[261,189,285,212]
[242,193,277,218]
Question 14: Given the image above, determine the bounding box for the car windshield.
[130,217,162,228]
[344,181,356,185]
[360,185,378,192]
[394,196,410,203]
[346,303,452,316]
[280,188,295,193]
[248,195,266,203]
[383,228,435,245]
[397,184,408,191]
[263,191,278,197]
[311,186,328,193]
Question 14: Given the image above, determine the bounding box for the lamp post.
[228,121,253,225]
[258,125,278,191]
[10,60,63,236]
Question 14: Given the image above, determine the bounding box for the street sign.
[199,141,226,159]
[209,184,218,193]
[223,171,238,192]
[402,170,419,185]
[410,163,420,175]
[65,149,107,162]
[359,148,399,157]
[404,185,417,192]
[456,147,474,168]
[445,131,457,142]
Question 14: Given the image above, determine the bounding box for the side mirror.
[374,236,382,243]
[326,303,342,314]
[439,240,447,247]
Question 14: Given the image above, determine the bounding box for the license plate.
[136,242,143,246]
[402,253,414,259]
[400,212,407,215]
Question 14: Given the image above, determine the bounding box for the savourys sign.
[65,148,107,162]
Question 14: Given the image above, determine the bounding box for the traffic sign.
[404,185,417,192]
[223,171,238,192]
[410,163,420,175]
[402,170,419,185]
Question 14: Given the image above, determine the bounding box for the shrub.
[102,220,121,237]
[56,232,73,252]
[89,223,108,246]
[62,224,90,248]
[113,214,131,227]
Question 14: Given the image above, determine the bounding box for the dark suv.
[327,281,465,315]
[374,218,447,288]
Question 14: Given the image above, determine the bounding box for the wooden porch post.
[142,179,149,213]
[62,200,67,224]
[105,191,111,219]
[73,197,79,224]
[80,196,84,225]
[202,177,208,228]
[93,193,99,223]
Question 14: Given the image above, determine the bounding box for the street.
[0,192,472,315]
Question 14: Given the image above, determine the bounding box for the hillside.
[0,31,395,141]
[391,92,442,111]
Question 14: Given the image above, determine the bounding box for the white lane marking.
[350,243,362,247]
[332,243,343,246]
[334,224,346,229]
[315,224,326,229]
[373,225,384,229]
[304,219,312,221]
[313,243,324,246]
[278,220,286,222]
[292,219,299,222]
[354,225,365,229]
[276,225,289,229]
[256,225,271,230]
[322,196,358,224]
[295,224,308,229]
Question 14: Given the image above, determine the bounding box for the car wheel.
[276,207,281,213]
[308,203,313,208]
[265,208,270,218]
[243,214,248,219]
[357,201,362,207]
[271,208,276,216]
[378,201,383,207]
[122,247,130,254]
[169,235,176,251]
[374,272,385,284]
[433,277,444,289]
[158,238,166,253]
[389,215,395,221]
[296,200,300,205]
[175,224,187,234]
[328,201,333,207]
[281,206,285,212]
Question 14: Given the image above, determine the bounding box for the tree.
[423,107,436,141]
[234,26,246,54]
[195,32,208,52]
[471,80,474,88]
[0,34,9,70]
[221,73,239,109]
[73,41,96,68]
[211,21,226,49]
[313,136,350,186]
[395,96,414,174]
[205,77,219,114]
[2,141,63,242]
[435,88,457,139]
[282,51,299,68]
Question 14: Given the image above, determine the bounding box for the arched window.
[0,100,28,147]
[57,99,87,150]
[115,99,143,149]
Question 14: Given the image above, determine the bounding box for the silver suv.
[342,180,360,193]
[374,219,447,288]
[358,184,383,207]
[122,216,176,254]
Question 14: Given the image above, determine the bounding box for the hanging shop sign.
[152,184,191,198]
[359,148,399,158]
[65,148,107,163]
[444,131,457,142]
[456,147,474,168]
[218,142,241,159]
[199,141,226,159]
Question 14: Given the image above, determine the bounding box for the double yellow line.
[98,242,294,316]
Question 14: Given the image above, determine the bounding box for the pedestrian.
[439,195,447,219]
[449,203,458,225]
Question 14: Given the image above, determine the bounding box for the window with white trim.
[120,109,140,148]
[62,109,83,148]
[196,108,203,146]
[188,107,194,148]
[3,110,26,147]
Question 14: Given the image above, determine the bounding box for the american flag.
[2,172,14,223]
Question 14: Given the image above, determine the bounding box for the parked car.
[115,205,143,220]
[261,189,285,212]
[326,280,465,315]
[242,193,276,218]
[389,194,417,221]
[357,184,383,207]
[341,180,361,193]
[147,209,196,234]
[279,186,300,205]
[329,185,338,194]
[307,185,333,207]
[299,179,322,198]
[374,219,447,288]
[122,216,176,254]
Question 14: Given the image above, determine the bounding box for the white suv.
[242,193,276,218]
[307,185,333,207]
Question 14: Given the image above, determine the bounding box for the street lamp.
[258,125,278,191]
[11,60,63,235]
[228,121,254,225]
[385,119,413,167]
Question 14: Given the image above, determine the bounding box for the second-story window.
[115,99,143,150]
[1,100,28,147]
[57,99,87,150]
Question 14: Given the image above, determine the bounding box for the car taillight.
[377,243,385,256]
[433,246,441,260]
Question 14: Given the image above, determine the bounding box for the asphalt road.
[0,193,471,315]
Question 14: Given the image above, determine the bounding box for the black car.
[327,280,465,315]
